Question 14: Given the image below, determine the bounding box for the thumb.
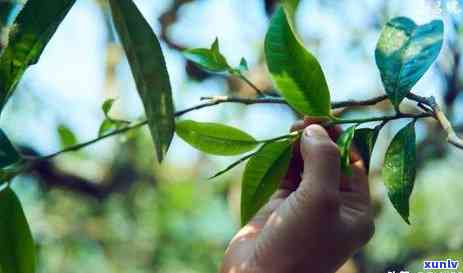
[296,124,341,211]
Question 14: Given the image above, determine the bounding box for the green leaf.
[109,0,175,162]
[208,152,256,180]
[336,126,356,176]
[375,17,444,108]
[0,160,27,185]
[98,119,117,137]
[57,125,77,148]
[0,129,20,169]
[0,0,76,113]
[382,121,416,224]
[238,57,248,72]
[0,186,36,273]
[97,118,130,137]
[264,0,331,117]
[183,38,230,73]
[0,2,15,26]
[353,127,380,171]
[175,120,258,156]
[241,139,293,225]
[102,98,116,117]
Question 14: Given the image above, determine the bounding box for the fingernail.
[303,124,329,139]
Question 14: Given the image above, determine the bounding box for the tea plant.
[0,0,460,272]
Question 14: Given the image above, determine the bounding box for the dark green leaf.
[0,0,76,113]
[375,17,444,108]
[353,127,380,171]
[241,139,293,225]
[57,125,77,148]
[0,2,15,26]
[208,152,256,180]
[183,38,230,73]
[109,0,175,162]
[0,129,20,169]
[102,98,116,117]
[336,126,356,176]
[265,0,331,117]
[175,120,258,156]
[382,121,416,224]
[0,186,36,273]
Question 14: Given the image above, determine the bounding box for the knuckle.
[296,187,340,213]
[287,193,304,219]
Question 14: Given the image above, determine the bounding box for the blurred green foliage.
[13,170,235,273]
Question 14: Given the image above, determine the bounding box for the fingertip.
[299,124,341,193]
[302,124,330,139]
[290,117,326,132]
[300,125,338,161]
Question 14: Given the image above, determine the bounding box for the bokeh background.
[1,0,463,272]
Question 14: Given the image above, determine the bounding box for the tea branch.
[34,90,463,161]
[329,112,433,125]
[199,94,389,109]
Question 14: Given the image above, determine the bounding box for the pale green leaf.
[102,98,116,117]
[109,0,175,162]
[0,186,36,273]
[0,0,76,113]
[241,139,293,225]
[382,121,416,224]
[57,125,77,148]
[98,119,117,137]
[175,120,258,156]
[183,38,230,73]
[265,0,331,117]
[375,17,444,108]
[97,118,130,138]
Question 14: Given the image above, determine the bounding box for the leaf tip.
[211,37,220,51]
[401,214,411,225]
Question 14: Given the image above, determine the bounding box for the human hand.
[221,120,375,273]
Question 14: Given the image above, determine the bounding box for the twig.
[259,131,300,143]
[35,92,457,161]
[38,120,148,160]
[407,94,463,149]
[200,94,388,109]
[329,112,432,125]
[199,96,286,105]
[331,95,388,108]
